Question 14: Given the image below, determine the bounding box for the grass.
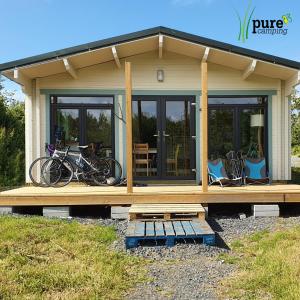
[0,216,145,299]
[219,227,300,300]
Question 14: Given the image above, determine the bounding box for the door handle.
[153,131,160,137]
[163,131,170,137]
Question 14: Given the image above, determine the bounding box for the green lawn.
[219,226,300,300]
[0,216,145,299]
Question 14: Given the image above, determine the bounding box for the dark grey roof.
[0,26,299,72]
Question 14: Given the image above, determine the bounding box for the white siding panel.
[272,94,279,180]
[25,90,34,183]
[40,94,46,157]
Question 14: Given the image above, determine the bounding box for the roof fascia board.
[159,26,300,70]
[0,27,161,72]
[164,35,298,72]
[1,35,158,74]
[0,26,299,72]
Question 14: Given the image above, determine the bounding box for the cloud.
[171,0,214,6]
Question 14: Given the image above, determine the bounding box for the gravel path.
[74,215,300,299]
[116,216,299,300]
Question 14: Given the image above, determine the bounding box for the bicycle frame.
[65,151,99,181]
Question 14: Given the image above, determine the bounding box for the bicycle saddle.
[78,145,89,149]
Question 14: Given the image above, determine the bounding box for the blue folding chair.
[208,159,241,187]
[244,158,270,185]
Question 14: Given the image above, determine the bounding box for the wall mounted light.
[157,69,164,82]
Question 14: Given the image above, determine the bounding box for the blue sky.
[1,0,299,99]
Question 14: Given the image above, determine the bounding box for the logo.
[235,1,255,42]
[235,1,292,42]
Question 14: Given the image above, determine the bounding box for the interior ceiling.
[3,35,297,82]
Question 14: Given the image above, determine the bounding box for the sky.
[1,0,299,100]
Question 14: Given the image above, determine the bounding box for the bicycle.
[89,142,122,186]
[41,145,122,187]
[29,142,66,187]
[225,150,243,185]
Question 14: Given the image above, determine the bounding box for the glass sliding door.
[240,108,266,158]
[164,99,194,178]
[132,96,196,180]
[55,108,80,150]
[208,108,234,159]
[132,99,158,177]
[51,95,114,157]
[208,96,268,161]
[86,109,113,157]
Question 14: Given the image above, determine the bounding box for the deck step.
[129,204,205,221]
[125,219,215,249]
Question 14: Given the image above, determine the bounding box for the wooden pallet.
[125,219,215,249]
[129,204,205,221]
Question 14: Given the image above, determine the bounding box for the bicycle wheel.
[90,158,111,186]
[92,158,122,186]
[42,158,74,187]
[29,156,51,187]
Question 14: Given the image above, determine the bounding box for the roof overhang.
[1,26,299,89]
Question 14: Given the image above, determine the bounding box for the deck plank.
[164,222,175,236]
[134,221,145,237]
[191,220,214,235]
[181,221,195,235]
[126,221,136,237]
[173,221,185,236]
[155,222,165,236]
[146,222,155,236]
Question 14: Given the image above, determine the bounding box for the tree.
[0,78,25,187]
[291,90,300,155]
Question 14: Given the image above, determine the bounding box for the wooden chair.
[167,144,180,176]
[133,143,151,176]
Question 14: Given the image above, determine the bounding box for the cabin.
[0,26,300,211]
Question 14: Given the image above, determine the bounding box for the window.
[209,96,267,105]
[51,96,114,105]
[208,96,268,161]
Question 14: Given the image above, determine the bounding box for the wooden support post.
[201,62,208,192]
[125,62,133,193]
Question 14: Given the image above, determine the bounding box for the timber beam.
[242,59,257,80]
[125,62,133,193]
[201,62,208,192]
[158,34,163,58]
[112,46,121,68]
[63,58,78,79]
[202,47,210,62]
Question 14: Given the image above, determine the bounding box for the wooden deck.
[1,184,300,206]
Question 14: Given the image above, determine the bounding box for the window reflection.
[132,100,157,177]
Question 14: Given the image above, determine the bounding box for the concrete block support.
[111,206,130,219]
[0,206,13,215]
[202,204,209,219]
[252,204,279,217]
[43,206,70,218]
